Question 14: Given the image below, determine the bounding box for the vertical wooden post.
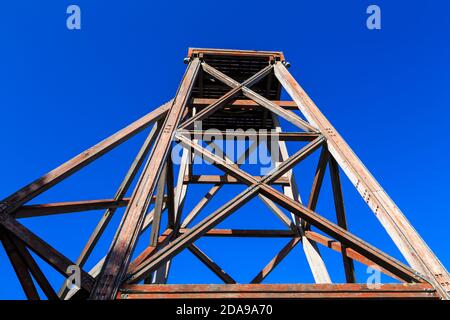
[149,164,168,247]
[329,156,356,283]
[307,147,329,211]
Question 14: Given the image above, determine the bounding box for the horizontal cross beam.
[14,196,164,219]
[190,98,298,110]
[118,283,438,300]
[179,228,296,238]
[184,175,289,185]
[181,130,321,141]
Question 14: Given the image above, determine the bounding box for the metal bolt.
[282,61,291,68]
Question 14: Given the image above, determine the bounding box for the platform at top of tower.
[188,48,285,130]
[188,48,285,60]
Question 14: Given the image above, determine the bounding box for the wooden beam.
[257,195,295,229]
[61,208,164,300]
[151,139,192,284]
[243,87,316,132]
[188,244,236,284]
[181,140,259,228]
[118,283,437,300]
[304,230,403,282]
[329,156,356,283]
[90,58,201,300]
[188,48,285,60]
[150,165,167,247]
[307,146,329,211]
[1,216,94,292]
[173,145,191,229]
[184,175,289,185]
[9,235,59,300]
[14,198,131,218]
[181,184,221,228]
[128,229,173,274]
[0,232,40,300]
[14,197,166,219]
[251,237,301,283]
[179,228,296,238]
[180,87,242,130]
[191,98,298,110]
[147,172,168,286]
[183,131,320,141]
[165,153,176,228]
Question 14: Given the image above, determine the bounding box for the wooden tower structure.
[0,48,449,300]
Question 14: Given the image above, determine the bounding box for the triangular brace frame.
[0,48,448,300]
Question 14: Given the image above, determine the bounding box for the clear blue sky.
[1,1,449,299]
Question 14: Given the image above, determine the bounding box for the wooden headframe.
[0,48,448,300]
